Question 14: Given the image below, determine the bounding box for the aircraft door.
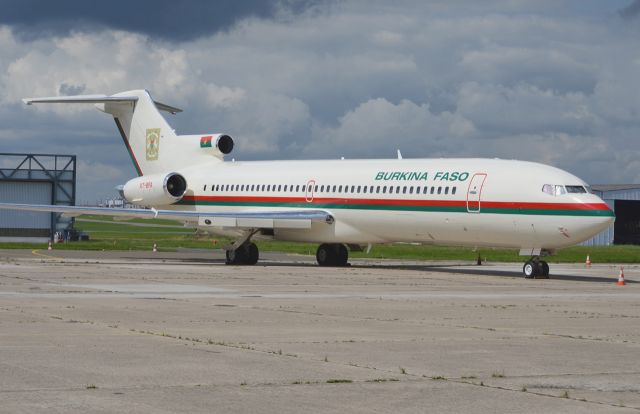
[305,179,316,202]
[466,173,487,213]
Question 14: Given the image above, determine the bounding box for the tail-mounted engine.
[199,134,234,157]
[120,172,187,206]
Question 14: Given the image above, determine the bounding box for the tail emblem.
[146,128,161,160]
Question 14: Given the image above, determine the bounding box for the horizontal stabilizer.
[22,94,182,114]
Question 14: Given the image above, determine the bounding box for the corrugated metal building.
[0,153,76,242]
[581,184,640,246]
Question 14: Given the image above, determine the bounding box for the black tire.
[523,261,538,278]
[336,244,348,266]
[316,243,334,266]
[225,249,237,265]
[246,242,259,265]
[540,261,550,277]
[226,245,249,265]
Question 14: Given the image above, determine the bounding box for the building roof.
[591,184,640,192]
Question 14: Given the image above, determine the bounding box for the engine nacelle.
[199,134,234,156]
[121,172,187,206]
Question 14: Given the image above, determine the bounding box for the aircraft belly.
[187,204,612,250]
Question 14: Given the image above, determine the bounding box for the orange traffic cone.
[47,241,52,250]
[617,267,626,286]
[152,243,158,253]
[585,255,591,268]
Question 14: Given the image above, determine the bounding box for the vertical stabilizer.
[23,90,220,176]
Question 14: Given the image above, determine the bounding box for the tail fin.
[23,89,212,176]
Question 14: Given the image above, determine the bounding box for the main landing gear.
[523,257,550,279]
[225,240,350,267]
[316,243,349,267]
[225,241,259,265]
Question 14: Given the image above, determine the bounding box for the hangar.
[581,184,640,246]
[0,153,76,242]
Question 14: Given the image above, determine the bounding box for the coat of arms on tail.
[146,128,160,160]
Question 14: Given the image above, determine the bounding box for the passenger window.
[295,185,299,192]
[409,186,413,194]
[351,185,355,193]
[396,186,401,193]
[338,185,343,192]
[423,186,428,194]
[444,187,449,195]
[389,186,393,194]
[363,186,367,194]
[437,187,442,194]
[376,186,380,193]
[452,187,456,195]
[369,186,374,193]
[382,186,387,194]
[430,187,435,194]
[357,186,361,193]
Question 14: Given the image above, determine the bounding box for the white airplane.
[0,90,614,278]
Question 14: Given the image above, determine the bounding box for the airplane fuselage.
[171,157,614,251]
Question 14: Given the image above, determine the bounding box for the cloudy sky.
[0,0,639,203]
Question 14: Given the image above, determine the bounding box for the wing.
[0,203,333,230]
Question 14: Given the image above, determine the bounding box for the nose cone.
[584,196,615,237]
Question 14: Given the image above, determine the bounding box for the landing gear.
[523,258,549,278]
[316,243,349,267]
[225,242,259,265]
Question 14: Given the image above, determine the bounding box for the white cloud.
[1,1,639,201]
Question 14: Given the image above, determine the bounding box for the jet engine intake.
[216,134,234,154]
[121,172,187,206]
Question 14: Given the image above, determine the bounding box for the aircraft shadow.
[116,255,631,284]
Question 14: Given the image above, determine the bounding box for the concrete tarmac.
[0,248,638,413]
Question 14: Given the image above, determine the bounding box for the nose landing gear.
[523,257,549,278]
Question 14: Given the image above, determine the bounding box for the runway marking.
[30,250,65,262]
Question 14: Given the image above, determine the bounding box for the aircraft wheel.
[226,243,258,265]
[246,242,259,265]
[336,244,349,266]
[225,248,241,265]
[317,244,349,267]
[540,261,550,277]
[316,243,334,266]
[523,261,539,278]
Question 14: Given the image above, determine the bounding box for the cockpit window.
[566,185,587,194]
[543,184,588,196]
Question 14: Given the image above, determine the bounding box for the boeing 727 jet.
[0,90,614,278]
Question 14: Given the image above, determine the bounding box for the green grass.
[0,215,639,263]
